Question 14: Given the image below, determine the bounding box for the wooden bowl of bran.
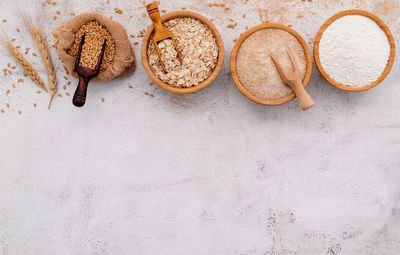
[314,10,396,92]
[141,11,225,94]
[230,23,313,106]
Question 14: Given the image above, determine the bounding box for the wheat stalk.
[3,38,48,93]
[23,17,58,109]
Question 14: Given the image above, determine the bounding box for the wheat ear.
[23,17,58,109]
[3,38,48,92]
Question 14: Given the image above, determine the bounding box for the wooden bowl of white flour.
[314,10,396,92]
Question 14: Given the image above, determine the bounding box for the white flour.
[319,15,390,87]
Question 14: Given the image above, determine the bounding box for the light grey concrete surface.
[0,0,399,254]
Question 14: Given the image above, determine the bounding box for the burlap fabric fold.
[53,12,135,82]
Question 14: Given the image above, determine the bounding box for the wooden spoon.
[146,2,182,73]
[72,33,107,107]
[270,47,315,110]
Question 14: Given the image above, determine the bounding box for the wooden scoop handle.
[146,3,164,33]
[292,80,315,111]
[73,76,90,107]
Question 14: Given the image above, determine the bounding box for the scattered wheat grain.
[114,7,123,14]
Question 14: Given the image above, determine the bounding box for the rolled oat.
[147,17,218,88]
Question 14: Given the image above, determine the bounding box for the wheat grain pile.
[67,21,116,71]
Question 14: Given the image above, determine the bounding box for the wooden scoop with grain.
[73,33,107,107]
[146,2,182,73]
[270,48,315,111]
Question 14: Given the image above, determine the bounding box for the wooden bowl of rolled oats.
[141,11,224,94]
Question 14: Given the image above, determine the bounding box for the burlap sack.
[53,12,135,82]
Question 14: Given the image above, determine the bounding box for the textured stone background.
[0,0,399,254]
